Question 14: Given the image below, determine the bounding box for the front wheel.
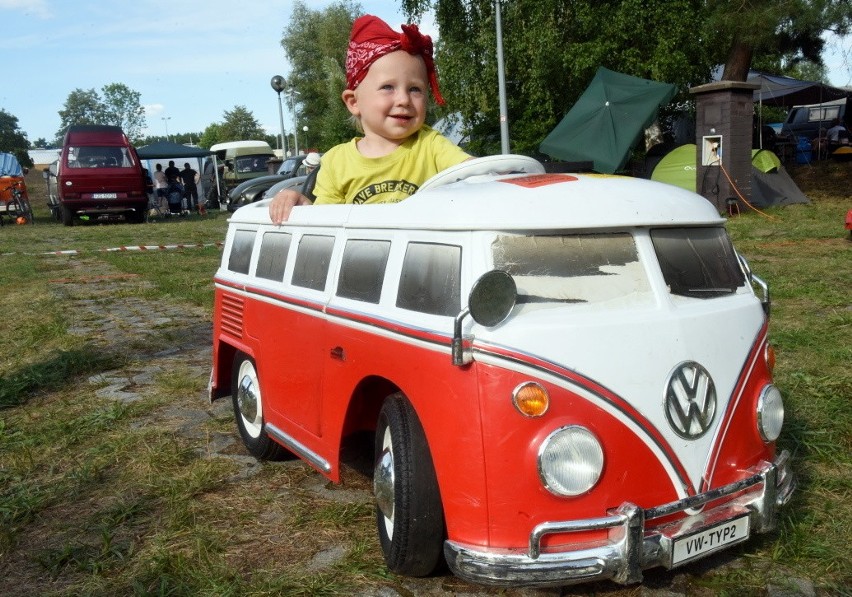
[61,204,74,226]
[374,393,445,577]
[231,353,288,460]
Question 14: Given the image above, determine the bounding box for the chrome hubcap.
[374,427,395,537]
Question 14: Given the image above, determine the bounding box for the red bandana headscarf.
[345,14,445,105]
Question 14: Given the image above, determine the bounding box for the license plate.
[93,193,117,199]
[671,515,750,566]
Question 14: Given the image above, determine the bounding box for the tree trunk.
[721,39,753,81]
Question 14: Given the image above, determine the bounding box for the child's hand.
[269,188,312,224]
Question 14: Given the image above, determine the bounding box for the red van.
[57,125,148,225]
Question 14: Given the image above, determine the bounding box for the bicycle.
[0,180,35,226]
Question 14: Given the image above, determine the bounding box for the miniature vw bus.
[209,156,794,588]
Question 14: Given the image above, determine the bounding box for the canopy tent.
[539,67,677,173]
[136,142,220,204]
[0,152,24,177]
[648,144,809,208]
[136,141,213,159]
[747,71,849,108]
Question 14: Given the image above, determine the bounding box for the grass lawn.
[0,164,849,595]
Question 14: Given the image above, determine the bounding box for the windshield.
[66,146,135,169]
[235,155,271,173]
[491,233,652,307]
[650,227,746,298]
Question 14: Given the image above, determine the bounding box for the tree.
[709,0,852,81]
[56,84,147,143]
[101,83,146,141]
[401,0,852,155]
[199,123,225,148]
[32,137,50,149]
[281,1,362,150]
[0,109,32,168]
[402,0,711,155]
[57,88,106,141]
[220,106,267,141]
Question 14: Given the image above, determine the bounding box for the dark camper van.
[56,125,148,225]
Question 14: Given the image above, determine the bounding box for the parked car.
[53,125,148,225]
[210,155,794,589]
[226,174,287,212]
[211,141,275,192]
[780,97,849,140]
[276,153,308,178]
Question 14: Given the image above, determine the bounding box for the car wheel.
[61,204,74,227]
[374,393,445,577]
[231,352,287,460]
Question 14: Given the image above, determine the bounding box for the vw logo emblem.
[664,361,716,439]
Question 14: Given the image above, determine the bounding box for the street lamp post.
[287,88,301,155]
[270,75,288,156]
[495,0,510,154]
[161,116,172,142]
[303,125,309,151]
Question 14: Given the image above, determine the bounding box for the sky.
[1,0,851,148]
[0,0,432,146]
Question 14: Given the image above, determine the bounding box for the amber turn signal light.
[765,343,776,373]
[512,382,549,417]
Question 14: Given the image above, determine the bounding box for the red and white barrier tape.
[2,242,224,257]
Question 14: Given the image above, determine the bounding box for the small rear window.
[292,235,335,291]
[228,230,256,274]
[651,227,746,298]
[256,232,292,281]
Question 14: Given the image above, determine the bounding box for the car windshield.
[66,146,135,169]
[491,233,653,307]
[235,155,270,173]
[650,227,746,298]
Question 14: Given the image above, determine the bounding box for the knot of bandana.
[345,15,445,105]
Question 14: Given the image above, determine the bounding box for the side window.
[256,232,292,281]
[397,242,461,316]
[228,229,256,274]
[337,239,391,303]
[292,235,335,291]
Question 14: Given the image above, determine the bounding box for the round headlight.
[757,384,784,442]
[538,426,604,496]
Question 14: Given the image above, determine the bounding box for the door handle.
[330,346,345,361]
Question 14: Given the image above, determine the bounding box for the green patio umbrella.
[540,67,677,174]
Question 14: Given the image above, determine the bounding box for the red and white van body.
[210,166,793,587]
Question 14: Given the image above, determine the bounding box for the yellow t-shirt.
[313,125,469,204]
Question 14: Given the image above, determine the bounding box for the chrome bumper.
[445,450,795,588]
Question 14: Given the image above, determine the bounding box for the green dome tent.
[648,144,809,208]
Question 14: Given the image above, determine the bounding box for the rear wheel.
[61,204,74,227]
[374,393,445,577]
[231,352,287,460]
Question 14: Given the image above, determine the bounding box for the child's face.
[344,50,428,145]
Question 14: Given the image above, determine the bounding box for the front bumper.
[445,450,795,588]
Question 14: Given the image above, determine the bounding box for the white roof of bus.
[229,173,724,231]
[210,140,271,151]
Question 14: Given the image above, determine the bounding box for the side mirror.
[469,270,517,327]
[738,253,771,317]
[452,270,517,366]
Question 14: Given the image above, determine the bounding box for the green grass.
[0,166,850,595]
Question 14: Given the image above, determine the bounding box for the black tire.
[128,208,146,224]
[61,204,74,227]
[374,393,445,577]
[231,352,287,460]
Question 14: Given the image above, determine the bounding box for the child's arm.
[269,188,312,224]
